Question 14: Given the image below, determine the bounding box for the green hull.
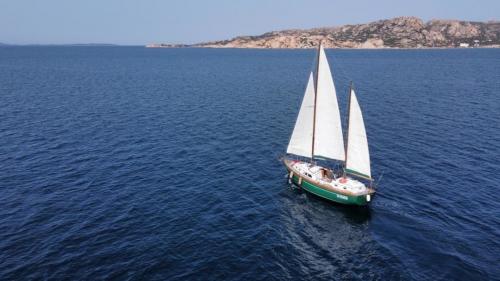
[291,174,371,206]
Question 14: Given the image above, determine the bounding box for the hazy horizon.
[1,0,499,45]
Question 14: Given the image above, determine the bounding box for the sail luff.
[313,45,345,161]
[345,89,371,179]
[286,72,315,158]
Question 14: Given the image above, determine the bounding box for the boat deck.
[286,159,371,196]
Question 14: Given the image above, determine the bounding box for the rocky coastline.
[148,17,500,49]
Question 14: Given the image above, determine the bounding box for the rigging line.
[332,52,359,87]
[332,56,352,88]
[331,54,371,105]
[333,54,371,95]
[329,53,352,117]
[332,68,352,101]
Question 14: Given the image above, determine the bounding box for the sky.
[1,0,499,45]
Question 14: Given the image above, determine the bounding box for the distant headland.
[147,16,500,49]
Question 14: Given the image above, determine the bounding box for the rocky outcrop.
[194,17,500,48]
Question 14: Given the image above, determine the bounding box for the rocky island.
[149,17,500,49]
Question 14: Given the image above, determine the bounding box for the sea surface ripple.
[0,47,499,280]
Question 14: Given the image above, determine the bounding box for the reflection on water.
[276,183,404,279]
[289,186,372,223]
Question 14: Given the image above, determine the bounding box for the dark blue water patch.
[0,46,499,280]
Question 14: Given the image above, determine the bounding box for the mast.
[289,40,344,162]
[311,41,321,162]
[343,81,353,176]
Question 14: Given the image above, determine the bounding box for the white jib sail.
[287,72,315,158]
[313,45,345,161]
[346,89,371,178]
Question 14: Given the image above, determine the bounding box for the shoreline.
[1,45,498,50]
[145,45,500,50]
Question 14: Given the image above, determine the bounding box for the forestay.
[345,89,371,179]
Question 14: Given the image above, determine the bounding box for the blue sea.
[0,46,499,280]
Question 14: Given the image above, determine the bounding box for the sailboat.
[283,43,375,206]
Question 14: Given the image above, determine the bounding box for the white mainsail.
[313,45,345,161]
[346,89,371,179]
[287,72,315,158]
